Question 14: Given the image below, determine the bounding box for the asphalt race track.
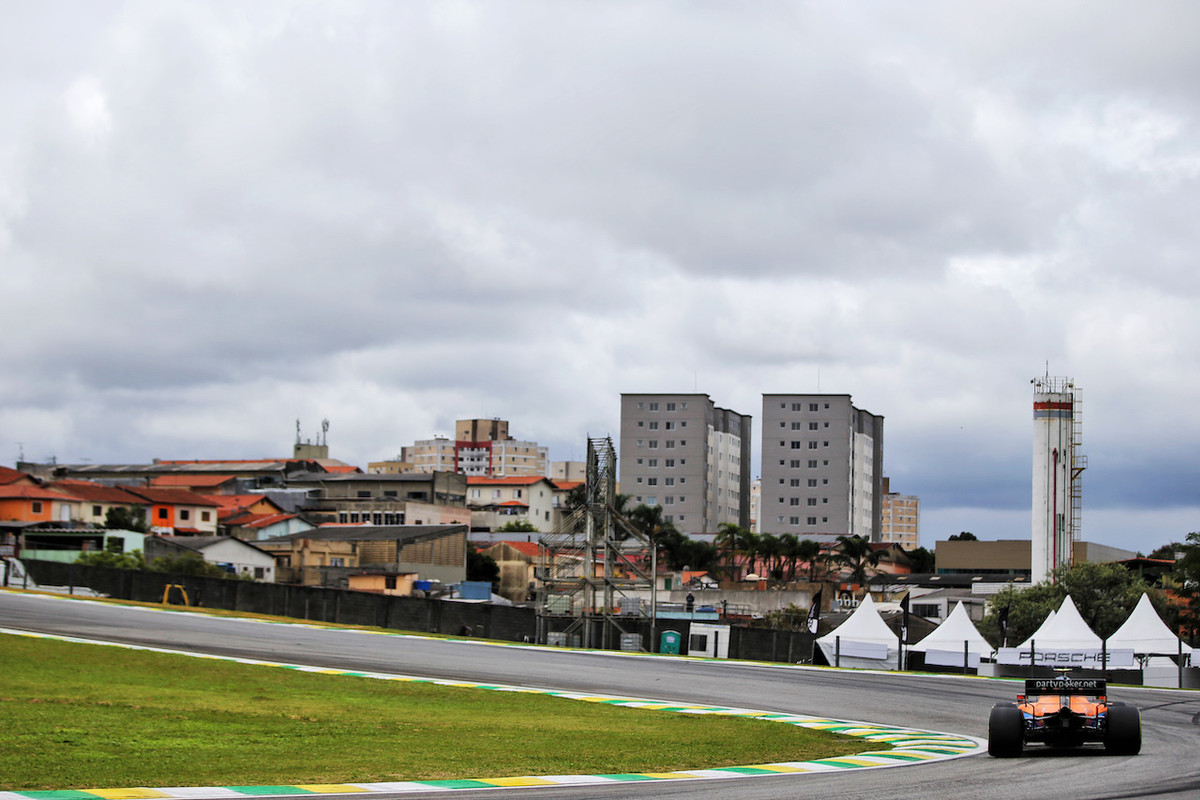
[2,591,1199,799]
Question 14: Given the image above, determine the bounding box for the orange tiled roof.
[124,487,220,507]
[0,484,79,502]
[496,540,539,557]
[0,466,30,485]
[466,476,549,486]
[51,480,145,504]
[149,474,237,488]
[553,480,584,490]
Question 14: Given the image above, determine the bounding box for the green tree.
[1171,532,1200,636]
[826,535,881,586]
[76,549,146,570]
[104,506,149,533]
[149,553,230,578]
[467,550,500,588]
[980,561,1161,646]
[949,531,977,541]
[496,519,538,533]
[906,546,936,573]
[757,533,784,580]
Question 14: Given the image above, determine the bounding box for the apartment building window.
[807,498,817,506]
[647,478,657,486]
[823,441,830,447]
[514,489,523,498]
[664,459,674,467]
[807,516,818,525]
[792,403,803,411]
[665,496,674,505]
[649,440,658,448]
[648,459,657,467]
[790,516,800,524]
[637,402,644,409]
[665,440,676,449]
[790,478,800,487]
[822,497,829,504]
[649,421,658,430]
[680,401,687,408]
[666,402,676,411]
[809,441,818,450]
[338,512,348,523]
[665,478,675,486]
[665,421,675,430]
[790,498,800,506]
[636,477,643,484]
[791,421,802,430]
[493,490,502,499]
[637,421,644,427]
[809,422,819,430]
[679,440,686,446]
[810,403,819,411]
[790,441,801,449]
[649,402,659,411]
[646,496,657,505]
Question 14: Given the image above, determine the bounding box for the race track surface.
[2,590,1198,799]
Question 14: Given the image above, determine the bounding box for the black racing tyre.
[988,704,1024,757]
[1105,705,1142,755]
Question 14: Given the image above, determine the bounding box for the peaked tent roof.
[911,601,995,656]
[817,594,897,647]
[1017,595,1101,650]
[1107,593,1185,655]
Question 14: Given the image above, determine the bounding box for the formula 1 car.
[988,677,1140,756]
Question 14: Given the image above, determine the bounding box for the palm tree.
[827,535,881,587]
[778,533,800,581]
[757,533,784,580]
[795,538,824,581]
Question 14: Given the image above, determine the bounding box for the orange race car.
[988,677,1141,757]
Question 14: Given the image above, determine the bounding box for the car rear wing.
[1023,677,1107,696]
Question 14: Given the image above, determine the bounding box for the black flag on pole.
[998,605,1010,647]
[807,589,822,634]
[900,592,910,642]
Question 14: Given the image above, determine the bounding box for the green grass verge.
[0,634,877,791]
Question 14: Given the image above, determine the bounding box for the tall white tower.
[1031,376,1084,583]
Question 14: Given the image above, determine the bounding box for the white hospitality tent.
[1016,595,1101,651]
[816,594,900,669]
[910,601,995,669]
[1107,593,1185,656]
[1108,593,1189,687]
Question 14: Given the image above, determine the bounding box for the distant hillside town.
[1,391,1148,633]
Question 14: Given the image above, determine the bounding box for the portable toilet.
[659,630,682,655]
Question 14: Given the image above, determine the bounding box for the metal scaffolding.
[536,436,656,650]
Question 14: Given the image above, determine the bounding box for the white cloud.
[2,2,1199,553]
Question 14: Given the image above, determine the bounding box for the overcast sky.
[3,2,1198,552]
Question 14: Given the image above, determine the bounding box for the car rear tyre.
[988,704,1024,757]
[1105,705,1141,755]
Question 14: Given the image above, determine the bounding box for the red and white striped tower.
[1031,376,1083,584]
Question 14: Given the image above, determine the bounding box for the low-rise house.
[49,480,148,527]
[144,534,275,581]
[226,512,315,542]
[347,571,418,596]
[467,476,556,534]
[480,540,538,602]
[2,523,147,563]
[258,524,468,587]
[123,487,220,534]
[0,484,80,525]
[287,472,470,526]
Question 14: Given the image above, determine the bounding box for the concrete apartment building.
[879,477,920,550]
[398,418,549,478]
[619,394,752,533]
[760,394,884,539]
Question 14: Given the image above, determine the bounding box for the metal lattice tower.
[536,437,656,649]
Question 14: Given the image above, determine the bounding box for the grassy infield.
[0,605,875,791]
